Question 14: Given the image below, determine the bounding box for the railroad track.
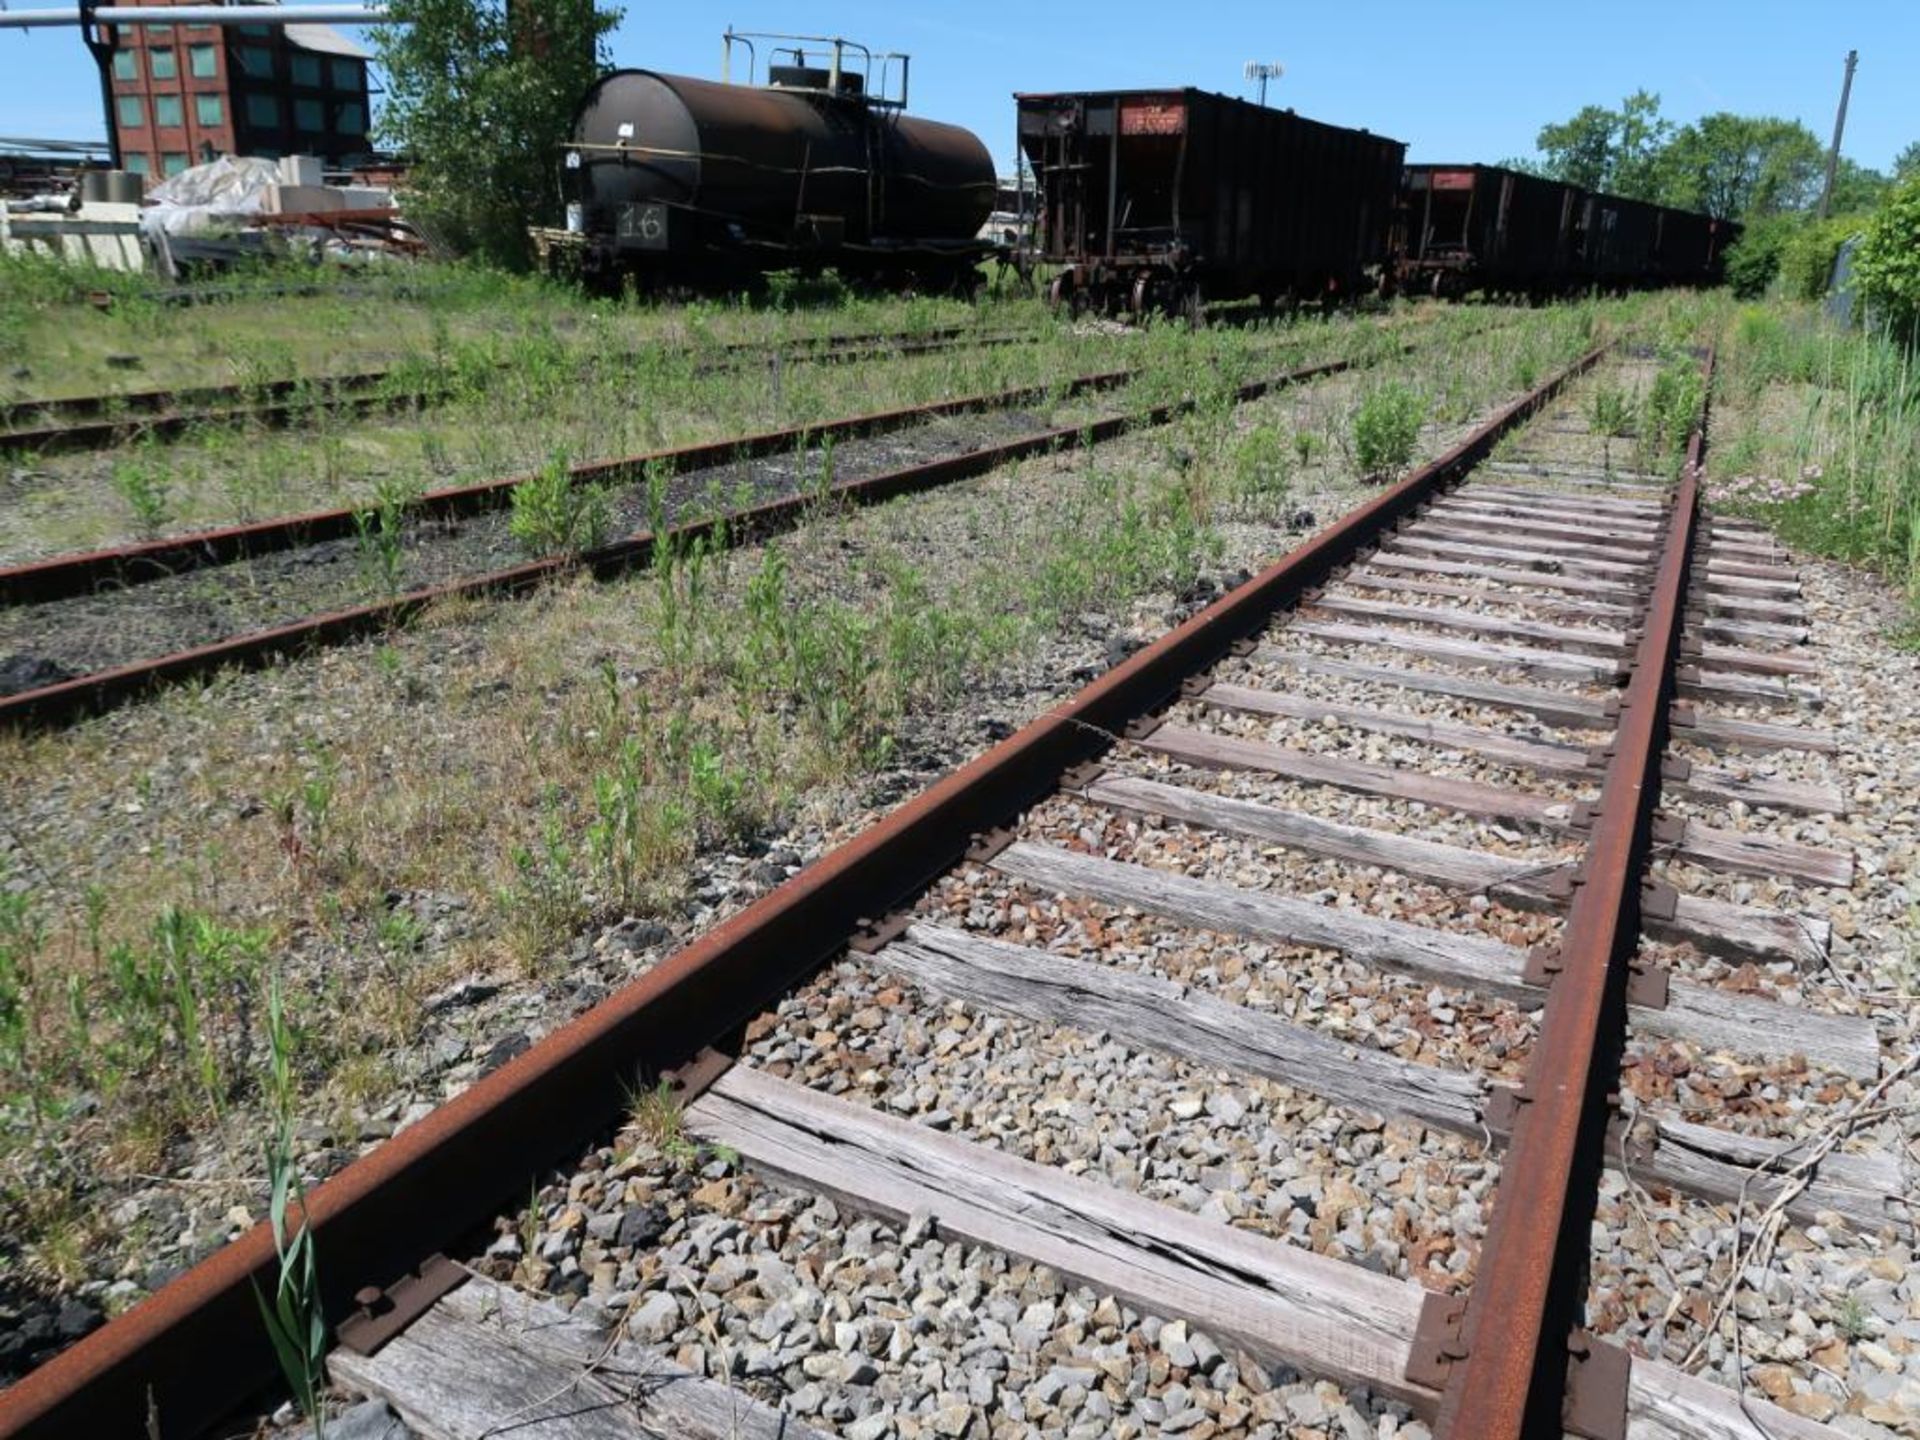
[0,324,1034,457]
[2,339,1883,1440]
[0,324,1428,725]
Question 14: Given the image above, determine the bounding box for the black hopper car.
[538,31,997,293]
[1015,88,1406,318]
[1397,163,1740,298]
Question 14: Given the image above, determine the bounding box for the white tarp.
[142,155,281,236]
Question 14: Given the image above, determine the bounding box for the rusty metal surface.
[0,325,998,460]
[1431,351,1711,1440]
[0,346,1600,1439]
[0,356,1339,728]
[0,333,1049,600]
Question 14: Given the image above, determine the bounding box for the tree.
[1534,91,1671,200]
[374,0,622,268]
[1654,114,1823,218]
[1894,141,1920,185]
[1536,105,1617,191]
[1852,176,1920,341]
[1827,158,1891,215]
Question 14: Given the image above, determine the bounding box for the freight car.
[541,32,997,293]
[1398,163,1738,297]
[1015,89,1405,318]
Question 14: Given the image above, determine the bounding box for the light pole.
[1244,60,1283,107]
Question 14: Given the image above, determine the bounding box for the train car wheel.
[1047,274,1073,314]
[1130,273,1154,319]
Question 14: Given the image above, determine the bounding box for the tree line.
[1508,90,1918,332]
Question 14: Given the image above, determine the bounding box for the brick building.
[100,3,373,183]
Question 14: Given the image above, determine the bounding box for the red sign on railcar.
[1430,170,1476,190]
[1120,102,1186,136]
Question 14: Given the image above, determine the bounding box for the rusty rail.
[0,361,1127,608]
[0,347,1606,1439]
[1431,349,1712,1440]
[0,350,1367,728]
[0,324,1023,458]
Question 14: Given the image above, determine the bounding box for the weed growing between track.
[0,293,1646,1369]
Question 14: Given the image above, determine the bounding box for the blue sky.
[3,1,1915,179]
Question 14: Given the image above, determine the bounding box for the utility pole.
[1244,60,1282,108]
[1818,49,1858,219]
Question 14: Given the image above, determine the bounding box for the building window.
[124,153,150,176]
[162,153,189,176]
[112,48,137,80]
[149,46,176,79]
[294,98,323,132]
[116,95,145,128]
[154,94,184,128]
[188,44,217,78]
[290,53,321,86]
[331,59,363,91]
[238,23,271,35]
[246,93,281,128]
[144,22,171,34]
[237,44,274,79]
[195,94,223,126]
[335,101,366,136]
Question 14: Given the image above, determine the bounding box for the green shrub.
[508,448,611,557]
[1352,382,1425,480]
[1854,178,1920,342]
[1588,382,1638,438]
[1778,215,1870,302]
[1723,214,1798,299]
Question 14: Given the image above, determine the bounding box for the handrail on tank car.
[720,27,910,110]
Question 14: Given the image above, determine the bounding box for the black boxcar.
[1398,162,1739,296]
[1398,164,1581,297]
[1016,88,1404,317]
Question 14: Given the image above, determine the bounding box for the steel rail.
[0,344,1606,1440]
[0,324,1029,458]
[0,355,1127,607]
[0,353,1344,727]
[1433,348,1712,1440]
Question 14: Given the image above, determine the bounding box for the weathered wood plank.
[329,1279,832,1440]
[1475,465,1670,497]
[1698,614,1810,647]
[1706,558,1802,584]
[1680,667,1823,710]
[1708,589,1807,622]
[1086,774,1845,983]
[1432,497,1661,535]
[1420,508,1661,551]
[998,838,1872,1079]
[1408,520,1660,567]
[876,924,1898,1231]
[690,1065,1438,1408]
[1669,819,1854,888]
[1247,649,1614,728]
[1641,1117,1911,1235]
[1697,641,1821,677]
[1367,550,1644,599]
[1706,570,1802,597]
[689,1070,1861,1440]
[879,925,1488,1135]
[1146,722,1847,884]
[1201,684,1839,815]
[1283,618,1625,682]
[1143,724,1578,828]
[1388,534,1651,580]
[1682,712,1840,754]
[1307,593,1628,654]
[1343,570,1639,621]
[1202,682,1595,776]
[1245,649,1838,755]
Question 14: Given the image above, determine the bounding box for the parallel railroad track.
[0,325,1440,725]
[0,324,1035,457]
[2,341,1876,1440]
